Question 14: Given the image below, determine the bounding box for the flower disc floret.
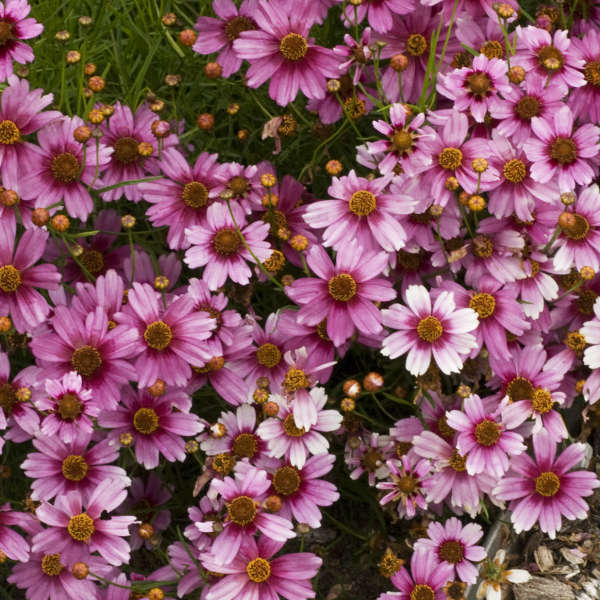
[273,465,301,496]
[280,33,308,61]
[481,40,503,59]
[407,33,427,56]
[474,419,501,446]
[391,130,414,154]
[67,513,95,542]
[397,474,418,494]
[41,554,63,577]
[0,21,14,45]
[515,96,541,120]
[71,346,102,377]
[532,388,553,414]
[417,316,443,343]
[328,273,357,302]
[469,293,496,319]
[225,16,255,41]
[411,584,435,600]
[438,147,463,170]
[79,249,104,274]
[256,343,281,368]
[212,228,241,256]
[227,495,256,526]
[349,190,376,216]
[57,393,83,421]
[503,159,527,183]
[584,60,600,86]
[506,376,534,402]
[562,214,590,240]
[550,137,577,165]
[0,120,19,144]
[535,471,560,496]
[0,265,21,293]
[113,136,140,164]
[61,455,89,481]
[283,367,308,391]
[0,383,16,413]
[466,72,492,97]
[133,407,160,434]
[449,450,467,472]
[439,540,464,564]
[246,557,271,583]
[144,320,173,351]
[537,45,565,72]
[51,152,81,183]
[182,181,209,208]
[282,414,305,437]
[233,433,258,458]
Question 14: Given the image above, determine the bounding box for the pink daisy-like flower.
[32,479,136,566]
[446,394,526,479]
[0,1,43,81]
[437,54,511,122]
[0,75,62,188]
[184,202,271,291]
[114,282,216,388]
[286,243,395,347]
[415,517,486,584]
[494,432,600,538]
[570,29,600,124]
[378,546,454,600]
[141,148,226,250]
[333,28,372,85]
[19,116,112,220]
[304,170,415,254]
[581,296,600,372]
[346,431,394,486]
[34,372,98,444]
[193,0,258,78]
[0,222,61,333]
[524,105,600,192]
[98,386,204,469]
[0,503,36,561]
[21,429,130,503]
[257,389,342,469]
[233,0,339,106]
[199,464,295,565]
[340,0,415,34]
[200,536,322,600]
[381,284,479,376]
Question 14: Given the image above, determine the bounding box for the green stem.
[94,175,162,194]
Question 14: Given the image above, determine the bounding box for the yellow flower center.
[535,471,560,496]
[228,176,249,196]
[531,388,553,414]
[584,60,600,87]
[391,129,414,154]
[328,273,357,302]
[57,393,83,421]
[232,433,258,459]
[144,320,173,351]
[410,584,435,600]
[537,45,564,72]
[227,495,256,526]
[506,376,534,402]
[480,40,504,59]
[469,292,496,319]
[466,72,492,97]
[503,158,527,183]
[0,120,20,145]
[0,383,16,414]
[279,33,308,61]
[474,419,501,446]
[133,407,160,434]
[416,315,443,343]
[182,181,209,209]
[0,21,14,45]
[0,265,21,293]
[438,147,463,170]
[437,415,455,439]
[71,345,103,378]
[62,455,89,482]
[406,33,427,56]
[51,152,81,183]
[349,190,377,216]
[565,331,586,353]
[273,465,301,496]
[283,367,308,392]
[361,448,383,472]
[282,414,305,437]
[41,553,64,577]
[224,15,255,41]
[449,450,467,472]
[256,343,282,368]
[212,228,241,256]
[397,474,418,494]
[472,235,494,258]
[67,513,95,542]
[246,557,271,583]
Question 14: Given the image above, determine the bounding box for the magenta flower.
[346,432,394,486]
[98,386,204,469]
[20,116,112,220]
[32,479,136,566]
[340,0,415,34]
[570,29,600,124]
[0,1,43,81]
[21,430,130,503]
[233,0,339,106]
[333,28,372,85]
[193,0,258,78]
[201,536,322,600]
[286,243,395,347]
[184,202,271,291]
[381,284,478,376]
[446,394,526,479]
[0,503,36,561]
[524,105,600,192]
[0,75,62,188]
[0,223,61,333]
[494,432,600,538]
[415,517,486,584]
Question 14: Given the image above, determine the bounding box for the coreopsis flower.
[98,386,204,469]
[524,105,600,192]
[347,432,394,486]
[437,54,511,122]
[0,223,61,333]
[570,29,600,124]
[192,0,257,78]
[32,479,136,566]
[233,0,339,106]
[0,75,62,188]
[141,148,226,250]
[200,536,322,600]
[476,549,530,600]
[220,161,262,211]
[184,202,271,291]
[0,0,44,81]
[21,430,130,502]
[0,503,36,561]
[381,284,479,376]
[415,518,486,584]
[334,28,372,85]
[446,394,526,479]
[19,116,112,220]
[286,243,395,347]
[340,0,415,33]
[378,546,454,600]
[494,432,600,538]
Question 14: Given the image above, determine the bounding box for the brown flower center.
[410,584,435,600]
[262,209,288,237]
[397,474,418,494]
[79,249,104,274]
[480,40,504,59]
[133,407,160,434]
[562,213,590,241]
[396,441,412,457]
[67,513,95,542]
[565,331,586,353]
[438,147,463,170]
[316,320,330,341]
[0,21,14,45]
[51,152,81,183]
[550,137,577,165]
[584,60,600,87]
[535,471,560,496]
[62,455,89,482]
[144,320,172,351]
[0,120,20,145]
[439,540,464,564]
[349,189,376,217]
[328,273,357,302]
[246,557,271,583]
[71,345,103,378]
[41,553,64,577]
[503,158,527,183]
[407,33,427,56]
[113,137,140,164]
[469,292,496,319]
[57,393,83,421]
[474,419,501,446]
[391,129,414,155]
[212,228,241,256]
[227,495,256,526]
[506,376,534,402]
[537,45,564,72]
[466,72,492,97]
[196,304,222,330]
[437,415,455,439]
[472,235,494,258]
[256,343,282,368]
[182,181,209,209]
[282,414,306,437]
[0,383,16,414]
[0,265,21,293]
[531,388,553,414]
[212,452,235,475]
[233,433,258,458]
[449,450,467,472]
[417,315,443,343]
[228,176,249,196]
[273,465,301,496]
[515,95,541,120]
[280,33,308,61]
[283,367,308,392]
[361,448,383,472]
[578,289,598,315]
[224,15,256,41]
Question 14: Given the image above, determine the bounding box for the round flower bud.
[120,432,134,446]
[468,194,486,211]
[363,371,384,392]
[560,192,576,206]
[55,30,70,41]
[253,389,269,404]
[472,157,488,173]
[148,588,164,600]
[445,176,459,191]
[326,159,343,175]
[66,50,81,64]
[264,495,283,512]
[341,397,355,412]
[290,234,308,252]
[457,384,472,398]
[100,103,114,116]
[261,193,278,208]
[343,379,362,398]
[205,62,222,79]
[508,65,526,84]
[429,204,443,218]
[78,15,92,26]
[88,76,105,92]
[74,125,92,142]
[151,120,170,138]
[281,274,294,286]
[576,379,585,394]
[227,103,240,115]
[256,376,270,389]
[150,99,165,112]
[139,523,154,541]
[154,275,169,290]
[495,3,515,18]
[148,380,166,398]
[197,113,214,130]
[580,266,595,280]
[72,562,88,579]
[88,109,104,124]
[390,53,408,72]
[327,79,341,93]
[237,129,249,141]
[458,191,470,205]
[559,211,576,230]
[0,189,18,207]
[164,73,181,86]
[348,436,362,449]
[16,387,31,402]
[179,29,197,46]
[121,214,136,229]
[0,316,11,332]
[32,207,50,226]
[261,173,277,188]
[84,63,96,75]
[264,401,279,417]
[138,142,153,157]
[296,523,311,535]
[162,13,176,26]
[51,214,70,232]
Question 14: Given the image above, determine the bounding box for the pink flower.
[524,105,600,192]
[415,517,486,584]
[286,243,395,347]
[346,432,394,486]
[200,536,322,600]
[381,284,479,376]
[340,0,415,34]
[233,0,339,106]
[494,432,600,538]
[570,29,600,124]
[581,295,600,371]
[0,503,36,561]
[333,28,372,85]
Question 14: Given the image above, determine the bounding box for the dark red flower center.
[51,152,81,183]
